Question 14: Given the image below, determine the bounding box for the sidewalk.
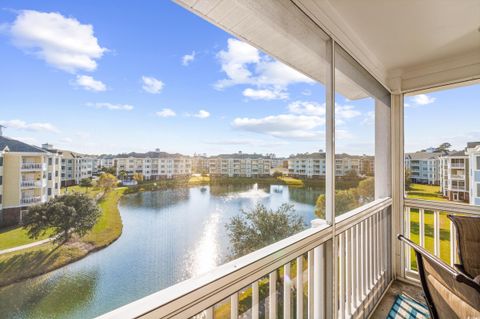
[0,236,56,255]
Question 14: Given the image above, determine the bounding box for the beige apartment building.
[288,152,374,178]
[0,136,61,228]
[207,153,272,177]
[115,152,192,180]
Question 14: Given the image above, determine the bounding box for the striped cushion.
[387,294,430,319]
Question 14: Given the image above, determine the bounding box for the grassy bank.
[0,187,125,287]
[188,175,210,185]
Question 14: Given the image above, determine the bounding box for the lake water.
[0,184,323,319]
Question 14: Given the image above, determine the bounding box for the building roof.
[115,151,188,159]
[405,151,443,160]
[467,142,480,149]
[0,136,48,153]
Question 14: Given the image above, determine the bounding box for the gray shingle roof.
[0,136,48,153]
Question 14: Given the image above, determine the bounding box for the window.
[48,158,52,165]
[48,173,51,180]
[333,43,390,216]
[0,176,2,185]
[477,183,480,198]
[0,157,3,166]
[477,156,480,170]
[404,82,480,206]
[48,188,52,196]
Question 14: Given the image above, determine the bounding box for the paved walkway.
[0,236,56,255]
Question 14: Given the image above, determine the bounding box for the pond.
[0,184,323,319]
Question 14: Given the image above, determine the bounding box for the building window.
[477,156,480,170]
[477,183,480,198]
[48,188,52,196]
[48,158,52,165]
[0,176,2,185]
[48,173,52,180]
[0,157,3,166]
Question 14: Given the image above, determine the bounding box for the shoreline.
[0,188,125,288]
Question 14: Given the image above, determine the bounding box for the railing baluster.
[373,214,377,282]
[307,250,314,319]
[269,271,277,319]
[362,220,366,300]
[284,263,291,319]
[450,219,457,267]
[377,212,381,280]
[405,207,411,271]
[252,281,259,319]
[339,233,345,319]
[313,246,324,319]
[433,211,440,257]
[296,256,303,319]
[368,217,373,290]
[205,307,213,319]
[231,293,238,319]
[419,208,425,247]
[345,229,351,317]
[352,225,358,312]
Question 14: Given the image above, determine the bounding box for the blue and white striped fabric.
[387,294,430,319]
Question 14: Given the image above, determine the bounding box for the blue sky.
[0,1,476,157]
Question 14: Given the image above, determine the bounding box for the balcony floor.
[371,280,425,318]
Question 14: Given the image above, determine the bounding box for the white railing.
[403,198,480,280]
[450,163,465,168]
[21,163,45,170]
[21,196,43,205]
[97,198,392,319]
[20,180,45,188]
[450,174,465,180]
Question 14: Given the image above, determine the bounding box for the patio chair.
[447,214,480,279]
[398,234,480,319]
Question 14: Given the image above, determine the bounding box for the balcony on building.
[92,1,480,318]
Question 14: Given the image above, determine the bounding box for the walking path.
[0,236,56,255]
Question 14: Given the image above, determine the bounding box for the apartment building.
[0,136,61,228]
[466,142,480,205]
[405,151,441,185]
[115,152,192,180]
[288,153,374,178]
[208,153,272,177]
[439,151,469,202]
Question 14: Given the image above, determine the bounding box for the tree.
[356,177,374,203]
[405,169,412,190]
[97,173,118,192]
[23,193,101,243]
[133,172,144,183]
[344,169,358,179]
[79,178,93,189]
[119,170,127,181]
[101,167,116,175]
[272,171,283,178]
[436,142,451,152]
[315,189,361,218]
[226,203,305,259]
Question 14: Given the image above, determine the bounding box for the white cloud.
[194,110,210,119]
[362,111,375,125]
[75,75,106,92]
[232,114,324,139]
[288,101,325,116]
[142,76,164,94]
[242,88,288,100]
[182,51,196,66]
[156,108,176,118]
[87,102,133,111]
[412,94,436,105]
[335,104,361,122]
[0,119,59,133]
[9,10,106,72]
[215,38,313,90]
[302,89,312,96]
[12,136,38,145]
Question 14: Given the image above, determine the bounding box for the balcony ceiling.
[302,0,480,72]
[175,0,480,92]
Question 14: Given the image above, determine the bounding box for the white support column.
[391,93,405,279]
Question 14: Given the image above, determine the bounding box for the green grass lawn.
[278,176,304,187]
[405,183,452,269]
[0,187,125,287]
[0,186,103,251]
[406,183,447,202]
[188,175,210,185]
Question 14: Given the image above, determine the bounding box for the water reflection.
[0,184,322,318]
